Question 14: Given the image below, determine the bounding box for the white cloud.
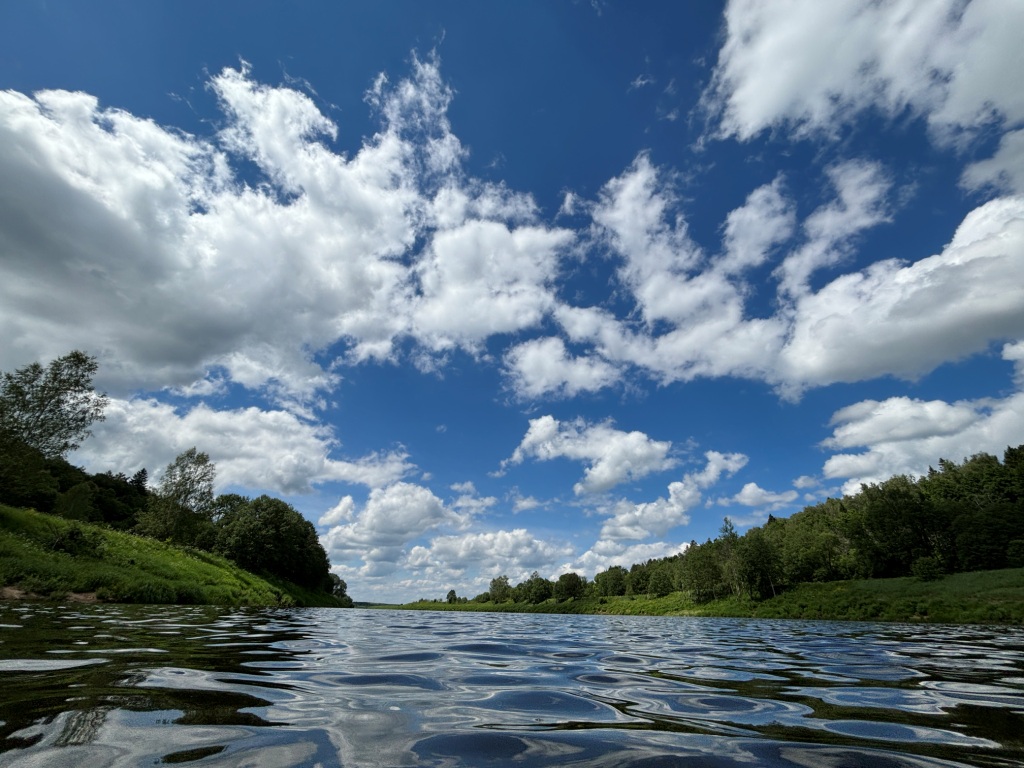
[412,220,572,352]
[0,54,580,405]
[779,195,1024,390]
[717,482,798,509]
[504,415,675,495]
[572,539,685,577]
[321,482,454,558]
[774,160,892,297]
[704,0,1024,143]
[73,398,413,494]
[821,372,1024,494]
[719,176,795,275]
[406,529,574,583]
[503,337,621,399]
[600,450,747,540]
[962,130,1024,195]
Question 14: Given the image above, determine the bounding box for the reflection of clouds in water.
[1,606,1022,766]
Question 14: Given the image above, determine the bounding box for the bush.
[911,556,944,581]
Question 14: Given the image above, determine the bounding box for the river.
[0,604,1022,767]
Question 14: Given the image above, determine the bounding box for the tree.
[553,572,586,601]
[136,448,216,545]
[330,574,354,607]
[446,589,458,604]
[522,571,553,603]
[216,495,332,591]
[0,351,107,459]
[488,575,511,603]
[594,565,628,597]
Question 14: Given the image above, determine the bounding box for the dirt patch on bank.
[1,586,99,603]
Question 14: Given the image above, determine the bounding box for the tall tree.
[0,351,108,458]
[136,448,216,545]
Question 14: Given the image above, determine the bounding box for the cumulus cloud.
[73,398,413,494]
[504,415,675,495]
[704,0,1024,142]
[716,482,798,509]
[821,376,1024,495]
[600,450,747,540]
[0,53,578,405]
[320,482,454,560]
[503,337,621,399]
[779,195,1024,390]
[406,529,574,584]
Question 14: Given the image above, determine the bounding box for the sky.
[1,1,1023,603]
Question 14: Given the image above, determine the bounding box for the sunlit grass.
[0,504,339,607]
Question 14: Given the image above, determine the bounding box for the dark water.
[1,605,1023,767]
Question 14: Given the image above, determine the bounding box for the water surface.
[1,605,1022,766]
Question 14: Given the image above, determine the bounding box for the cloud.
[0,54,579,405]
[503,337,621,399]
[779,195,1024,390]
[412,220,573,353]
[73,398,413,494]
[504,415,675,495]
[716,482,798,509]
[821,370,1024,495]
[406,529,574,583]
[774,160,892,298]
[704,0,1024,143]
[599,450,747,540]
[320,482,454,559]
[962,130,1024,195]
[718,176,795,275]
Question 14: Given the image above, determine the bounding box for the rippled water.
[1,605,1023,767]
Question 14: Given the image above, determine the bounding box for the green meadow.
[0,504,340,607]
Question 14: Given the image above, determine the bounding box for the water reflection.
[1,605,1022,767]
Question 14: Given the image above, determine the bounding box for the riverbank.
[0,504,341,607]
[384,567,1024,624]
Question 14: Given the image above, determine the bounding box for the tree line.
[443,446,1024,606]
[0,351,351,605]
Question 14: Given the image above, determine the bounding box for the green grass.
[0,504,341,607]
[387,569,1024,624]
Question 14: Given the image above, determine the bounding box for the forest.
[0,351,351,605]
[444,446,1024,608]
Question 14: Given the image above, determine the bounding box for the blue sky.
[2,1,1022,603]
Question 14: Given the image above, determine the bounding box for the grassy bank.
[0,504,340,607]
[388,568,1024,624]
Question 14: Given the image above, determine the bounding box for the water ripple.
[1,606,1022,767]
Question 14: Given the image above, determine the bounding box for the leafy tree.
[594,565,628,596]
[647,561,674,597]
[216,495,331,591]
[136,448,216,545]
[522,571,554,603]
[329,574,354,607]
[736,527,781,598]
[488,575,511,603]
[446,589,458,604]
[0,351,108,458]
[553,571,586,601]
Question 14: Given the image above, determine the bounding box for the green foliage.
[0,505,338,606]
[489,574,511,603]
[0,350,108,459]
[911,555,944,581]
[137,448,216,545]
[594,565,627,596]
[553,571,586,601]
[215,495,331,591]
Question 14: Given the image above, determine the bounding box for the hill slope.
[0,505,340,607]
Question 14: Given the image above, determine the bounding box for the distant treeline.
[0,351,351,605]
[447,446,1024,606]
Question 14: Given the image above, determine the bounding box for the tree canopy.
[0,351,108,458]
